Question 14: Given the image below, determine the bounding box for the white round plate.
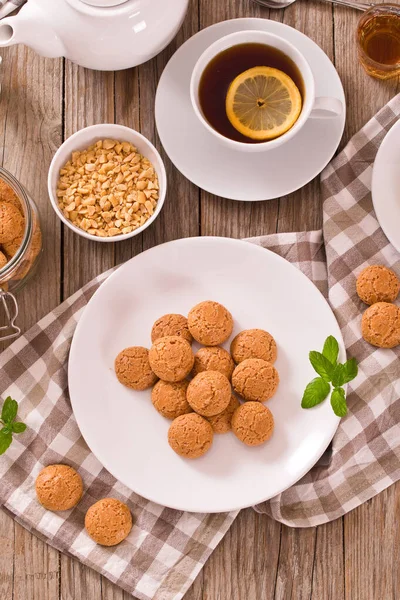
[155,18,346,201]
[69,237,342,513]
[372,118,400,254]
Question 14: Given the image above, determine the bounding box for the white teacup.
[190,30,343,152]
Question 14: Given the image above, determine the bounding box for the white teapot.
[0,0,189,71]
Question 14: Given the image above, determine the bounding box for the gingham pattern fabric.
[0,230,324,600]
[255,94,400,527]
[0,97,399,599]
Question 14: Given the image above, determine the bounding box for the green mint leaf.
[0,428,13,455]
[1,397,18,424]
[301,377,331,409]
[12,422,26,434]
[331,364,345,387]
[309,351,335,381]
[331,387,347,417]
[341,358,358,384]
[322,336,339,365]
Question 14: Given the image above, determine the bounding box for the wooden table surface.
[1,1,399,599]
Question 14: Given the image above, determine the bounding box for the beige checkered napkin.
[255,94,400,527]
[0,230,325,600]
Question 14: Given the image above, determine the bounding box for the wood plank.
[101,577,131,600]
[199,0,280,239]
[277,0,335,234]
[140,0,200,253]
[0,511,14,600]
[333,3,400,599]
[273,5,342,598]
[13,524,59,600]
[274,525,316,600]
[113,67,142,266]
[311,519,344,600]
[0,45,63,334]
[60,554,101,600]
[61,64,116,598]
[197,2,281,600]
[201,509,281,600]
[0,43,63,599]
[62,65,116,298]
[344,485,400,600]
[104,3,200,598]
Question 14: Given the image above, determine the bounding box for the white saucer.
[372,118,400,254]
[155,18,346,201]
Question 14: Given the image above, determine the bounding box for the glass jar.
[0,167,43,341]
[357,4,400,80]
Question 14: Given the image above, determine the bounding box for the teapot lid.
[79,0,128,6]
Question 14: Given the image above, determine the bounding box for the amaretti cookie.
[230,329,277,364]
[168,413,213,458]
[356,265,400,305]
[149,336,194,382]
[35,464,83,511]
[0,179,22,211]
[85,498,132,546]
[151,380,192,419]
[151,313,192,343]
[232,402,274,446]
[115,346,157,390]
[188,300,233,346]
[187,371,231,417]
[0,250,7,269]
[192,346,235,380]
[361,302,400,348]
[0,202,24,244]
[208,395,240,434]
[232,358,279,402]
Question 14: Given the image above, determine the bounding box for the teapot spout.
[0,4,64,58]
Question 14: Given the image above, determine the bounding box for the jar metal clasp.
[0,287,21,342]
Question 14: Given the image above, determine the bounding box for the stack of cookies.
[115,300,280,459]
[357,265,400,348]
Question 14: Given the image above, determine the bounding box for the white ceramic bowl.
[48,124,167,242]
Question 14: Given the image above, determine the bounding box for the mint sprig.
[301,336,358,418]
[0,397,27,454]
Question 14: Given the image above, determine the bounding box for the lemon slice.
[225,66,302,141]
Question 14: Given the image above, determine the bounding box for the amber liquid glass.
[357,4,400,80]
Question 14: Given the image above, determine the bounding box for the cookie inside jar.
[0,171,43,292]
